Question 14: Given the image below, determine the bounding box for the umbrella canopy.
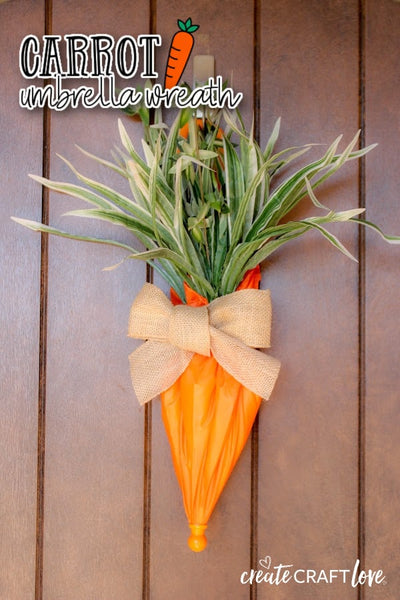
[161,267,262,551]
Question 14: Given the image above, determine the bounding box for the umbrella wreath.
[13,107,399,551]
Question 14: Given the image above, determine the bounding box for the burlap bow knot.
[128,283,281,405]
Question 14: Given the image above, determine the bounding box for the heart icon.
[259,555,271,570]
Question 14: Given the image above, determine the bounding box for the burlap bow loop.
[207,289,272,348]
[129,284,211,355]
[128,283,281,405]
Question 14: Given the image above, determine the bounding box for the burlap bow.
[128,283,281,405]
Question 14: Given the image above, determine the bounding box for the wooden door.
[1,1,399,598]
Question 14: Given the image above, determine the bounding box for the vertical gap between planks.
[250,1,261,599]
[253,0,261,143]
[142,266,153,600]
[357,1,366,600]
[142,1,157,597]
[35,1,52,598]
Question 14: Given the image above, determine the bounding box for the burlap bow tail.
[128,283,281,405]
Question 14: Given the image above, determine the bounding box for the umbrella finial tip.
[188,524,207,552]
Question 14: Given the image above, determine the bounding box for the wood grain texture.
[150,1,254,598]
[42,2,148,598]
[0,1,44,598]
[257,1,360,598]
[365,1,400,597]
[2,1,400,598]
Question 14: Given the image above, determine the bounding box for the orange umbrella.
[161,267,262,551]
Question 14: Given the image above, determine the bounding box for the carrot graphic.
[164,18,199,89]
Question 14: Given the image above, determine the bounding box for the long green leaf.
[29,174,117,211]
[124,247,214,297]
[75,145,126,178]
[58,154,145,216]
[229,160,273,247]
[350,218,400,243]
[11,217,138,253]
[304,221,357,262]
[223,133,245,239]
[118,119,149,172]
[246,136,343,237]
[263,117,281,160]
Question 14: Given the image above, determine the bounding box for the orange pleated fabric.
[161,266,262,551]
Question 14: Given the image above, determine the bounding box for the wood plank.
[150,1,254,597]
[257,2,360,598]
[365,1,400,597]
[0,1,44,598]
[42,2,149,598]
